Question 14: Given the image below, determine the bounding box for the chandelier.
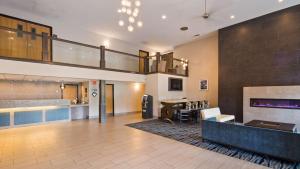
[117,0,143,32]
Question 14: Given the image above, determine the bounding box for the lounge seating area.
[201,107,235,122]
[1,1,300,169]
[202,119,300,162]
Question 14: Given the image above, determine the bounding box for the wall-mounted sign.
[200,80,208,90]
[92,89,98,97]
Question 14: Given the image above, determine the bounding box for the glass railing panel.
[52,40,100,67]
[105,50,139,73]
[148,57,157,73]
[171,59,187,75]
[0,28,44,61]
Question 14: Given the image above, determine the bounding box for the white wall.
[244,86,300,128]
[107,81,145,114]
[174,32,219,107]
[145,73,187,117]
[0,59,146,83]
[88,80,99,118]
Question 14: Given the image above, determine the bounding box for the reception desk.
[70,104,89,120]
[0,99,71,128]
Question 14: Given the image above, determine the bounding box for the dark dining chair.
[178,109,192,123]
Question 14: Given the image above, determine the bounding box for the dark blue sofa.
[202,120,300,162]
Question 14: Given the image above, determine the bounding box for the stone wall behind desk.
[0,80,61,100]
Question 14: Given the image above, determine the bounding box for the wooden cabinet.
[0,14,52,61]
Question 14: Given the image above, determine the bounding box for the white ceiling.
[0,0,300,51]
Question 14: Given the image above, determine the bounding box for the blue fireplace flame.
[250,98,300,109]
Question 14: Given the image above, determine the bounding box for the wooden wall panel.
[219,5,300,122]
[0,14,52,61]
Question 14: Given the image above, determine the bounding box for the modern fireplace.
[250,98,300,110]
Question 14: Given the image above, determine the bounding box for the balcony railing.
[0,26,188,76]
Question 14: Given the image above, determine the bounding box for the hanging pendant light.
[117,0,143,32]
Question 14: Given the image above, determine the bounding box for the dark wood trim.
[0,13,52,29]
[100,46,105,69]
[156,52,161,73]
[139,50,149,73]
[42,32,49,61]
[105,49,140,58]
[105,84,115,116]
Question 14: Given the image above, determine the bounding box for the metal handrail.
[0,25,188,76]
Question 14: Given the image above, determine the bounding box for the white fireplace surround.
[243,86,300,128]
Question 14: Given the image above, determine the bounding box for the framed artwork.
[200,80,208,90]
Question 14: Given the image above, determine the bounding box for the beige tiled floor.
[0,113,268,169]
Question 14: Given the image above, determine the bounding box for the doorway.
[105,84,114,116]
[63,84,78,101]
[139,50,149,73]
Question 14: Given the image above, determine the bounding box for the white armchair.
[201,107,235,122]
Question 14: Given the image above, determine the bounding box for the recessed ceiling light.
[161,15,167,20]
[118,20,124,26]
[278,0,284,2]
[129,17,135,23]
[121,0,127,6]
[103,40,110,48]
[126,9,132,15]
[128,25,134,32]
[137,21,143,27]
[133,12,138,17]
[117,9,122,13]
[180,26,188,31]
[230,15,235,19]
[135,0,141,7]
[134,8,139,13]
[127,1,132,7]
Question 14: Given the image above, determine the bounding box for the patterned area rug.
[126,120,300,169]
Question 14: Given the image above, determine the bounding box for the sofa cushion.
[201,107,221,119]
[216,114,235,122]
[202,120,300,162]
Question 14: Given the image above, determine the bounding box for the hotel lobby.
[0,0,300,169]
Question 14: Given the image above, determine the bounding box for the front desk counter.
[0,99,71,128]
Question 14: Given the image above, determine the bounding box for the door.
[27,23,51,61]
[139,50,149,73]
[0,14,52,61]
[105,84,114,116]
[63,85,78,102]
[0,15,27,59]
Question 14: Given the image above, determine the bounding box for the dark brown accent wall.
[219,5,300,122]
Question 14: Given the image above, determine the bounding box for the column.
[99,80,106,123]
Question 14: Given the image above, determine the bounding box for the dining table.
[160,99,203,124]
